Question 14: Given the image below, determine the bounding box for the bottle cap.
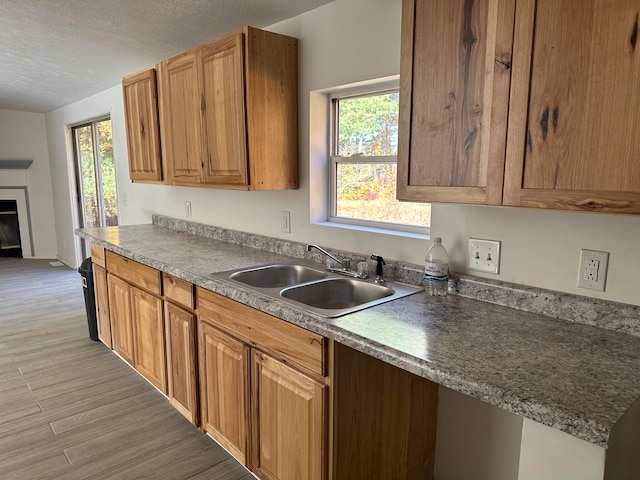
[433,237,442,243]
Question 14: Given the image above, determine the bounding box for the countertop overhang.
[76,222,640,449]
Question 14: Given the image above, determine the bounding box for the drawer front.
[197,288,326,377]
[90,243,106,268]
[105,250,161,295]
[163,273,194,310]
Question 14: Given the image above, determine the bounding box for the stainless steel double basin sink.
[213,263,422,317]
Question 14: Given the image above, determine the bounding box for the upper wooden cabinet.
[397,0,516,205]
[122,68,163,183]
[503,0,640,213]
[399,0,640,214]
[159,26,299,190]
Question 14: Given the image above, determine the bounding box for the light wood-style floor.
[0,258,253,480]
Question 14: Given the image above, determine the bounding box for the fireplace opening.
[0,200,22,258]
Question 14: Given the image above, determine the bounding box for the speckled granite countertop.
[76,221,640,449]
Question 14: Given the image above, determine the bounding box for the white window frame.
[328,80,429,236]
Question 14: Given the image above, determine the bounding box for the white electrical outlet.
[281,211,291,233]
[184,201,192,219]
[468,238,501,274]
[577,249,609,291]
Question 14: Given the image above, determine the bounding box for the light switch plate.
[468,238,501,274]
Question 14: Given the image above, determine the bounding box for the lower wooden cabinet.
[131,287,166,392]
[196,287,439,480]
[165,302,199,426]
[198,289,326,480]
[252,350,325,480]
[106,270,167,394]
[107,274,135,365]
[90,248,437,480]
[199,322,250,463]
[93,263,112,348]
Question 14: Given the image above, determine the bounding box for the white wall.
[0,109,57,258]
[436,387,523,480]
[44,0,640,307]
[518,419,605,480]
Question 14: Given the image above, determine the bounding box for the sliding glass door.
[72,117,118,259]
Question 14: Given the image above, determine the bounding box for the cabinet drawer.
[197,288,326,377]
[163,273,194,309]
[90,243,106,268]
[105,251,161,296]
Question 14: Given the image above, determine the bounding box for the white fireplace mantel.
[0,160,33,169]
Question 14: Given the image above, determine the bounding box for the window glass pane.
[77,125,99,228]
[336,162,431,227]
[337,92,398,156]
[97,120,118,226]
[333,88,430,230]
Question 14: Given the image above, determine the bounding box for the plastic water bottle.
[424,237,449,296]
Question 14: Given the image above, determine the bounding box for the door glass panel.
[73,117,117,259]
[77,125,99,228]
[97,120,118,226]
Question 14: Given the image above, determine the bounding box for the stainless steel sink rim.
[212,262,423,318]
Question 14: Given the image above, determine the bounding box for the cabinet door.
[122,68,162,182]
[131,287,166,393]
[503,0,640,213]
[199,32,249,187]
[159,52,204,185]
[397,0,516,205]
[165,302,198,425]
[252,351,325,480]
[93,264,112,348]
[107,274,135,365]
[199,321,250,464]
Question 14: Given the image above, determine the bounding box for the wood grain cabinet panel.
[200,32,248,186]
[122,68,163,182]
[105,251,161,295]
[93,264,112,348]
[163,272,194,310]
[199,321,250,464]
[252,351,325,480]
[397,0,516,205]
[158,52,203,185]
[197,288,325,377]
[503,0,640,213]
[159,26,298,190]
[131,287,166,393]
[90,243,106,268]
[331,343,438,480]
[165,302,199,425]
[107,274,135,365]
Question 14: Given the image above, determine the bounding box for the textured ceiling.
[0,0,332,113]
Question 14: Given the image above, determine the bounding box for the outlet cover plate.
[280,211,291,233]
[577,249,609,291]
[468,238,501,274]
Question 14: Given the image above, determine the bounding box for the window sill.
[314,221,429,240]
